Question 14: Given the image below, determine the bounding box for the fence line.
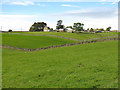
[3,32,119,41]
[1,37,119,51]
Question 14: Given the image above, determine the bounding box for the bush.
[8,29,12,32]
[95,31,101,33]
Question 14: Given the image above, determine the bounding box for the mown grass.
[2,33,78,49]
[2,41,118,88]
[10,32,118,40]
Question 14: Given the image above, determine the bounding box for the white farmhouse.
[44,26,49,32]
[66,28,73,32]
[59,29,64,32]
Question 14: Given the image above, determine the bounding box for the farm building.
[59,29,64,32]
[112,30,118,32]
[66,28,73,32]
[44,26,50,32]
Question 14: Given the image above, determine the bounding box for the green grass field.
[2,41,118,88]
[2,33,78,49]
[2,32,118,88]
[10,31,118,40]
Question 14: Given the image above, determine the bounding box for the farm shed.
[66,28,73,32]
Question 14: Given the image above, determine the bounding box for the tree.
[56,25,64,30]
[29,22,47,32]
[73,22,84,31]
[56,20,64,31]
[8,29,12,32]
[99,28,104,31]
[47,27,50,30]
[49,28,53,32]
[50,28,53,30]
[106,26,111,31]
[90,28,94,32]
[66,26,73,29]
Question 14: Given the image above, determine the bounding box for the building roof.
[67,28,73,30]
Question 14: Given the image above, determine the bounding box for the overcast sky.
[0,0,119,31]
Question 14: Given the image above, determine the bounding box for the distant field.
[2,41,118,88]
[10,32,118,40]
[2,33,78,49]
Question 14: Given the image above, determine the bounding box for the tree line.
[8,20,112,32]
[56,20,111,32]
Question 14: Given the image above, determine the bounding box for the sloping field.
[2,41,118,88]
[2,33,78,49]
[10,32,118,40]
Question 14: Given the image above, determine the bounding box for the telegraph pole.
[0,26,2,31]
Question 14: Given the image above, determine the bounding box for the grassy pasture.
[10,32,118,40]
[2,33,78,49]
[2,41,118,88]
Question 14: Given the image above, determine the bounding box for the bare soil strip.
[1,37,119,51]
